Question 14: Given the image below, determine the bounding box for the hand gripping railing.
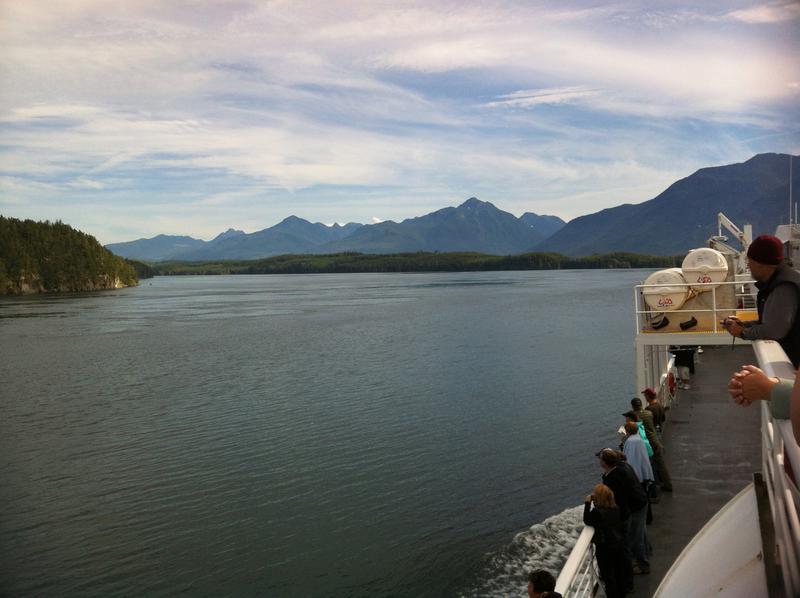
[554,525,599,597]
[753,340,800,598]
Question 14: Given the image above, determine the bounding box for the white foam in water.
[459,506,584,597]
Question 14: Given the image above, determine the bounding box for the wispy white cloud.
[485,87,602,109]
[67,177,106,190]
[366,38,506,73]
[0,176,62,201]
[727,2,800,24]
[0,1,798,244]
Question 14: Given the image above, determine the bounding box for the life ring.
[667,372,676,396]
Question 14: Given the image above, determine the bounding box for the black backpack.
[622,463,648,511]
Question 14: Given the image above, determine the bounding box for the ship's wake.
[458,506,583,597]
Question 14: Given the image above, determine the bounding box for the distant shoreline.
[149,251,681,276]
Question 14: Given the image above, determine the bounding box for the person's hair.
[597,448,618,466]
[624,421,639,436]
[528,569,556,592]
[592,483,617,508]
[630,397,642,409]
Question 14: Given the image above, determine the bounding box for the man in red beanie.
[723,234,800,367]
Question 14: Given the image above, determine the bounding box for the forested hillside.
[152,251,680,275]
[0,216,139,294]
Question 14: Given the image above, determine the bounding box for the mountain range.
[106,201,565,261]
[107,153,798,261]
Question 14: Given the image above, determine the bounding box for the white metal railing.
[634,279,756,335]
[635,344,680,403]
[753,340,800,598]
[554,526,600,597]
[633,278,758,389]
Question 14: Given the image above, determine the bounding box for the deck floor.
[629,344,762,598]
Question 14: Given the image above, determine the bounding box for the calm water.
[1,271,644,597]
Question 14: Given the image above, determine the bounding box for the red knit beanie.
[747,235,783,265]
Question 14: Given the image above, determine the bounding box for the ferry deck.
[629,344,761,597]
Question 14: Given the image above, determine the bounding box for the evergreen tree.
[0,215,138,294]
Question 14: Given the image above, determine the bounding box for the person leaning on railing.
[728,365,800,444]
[630,397,672,492]
[642,388,665,434]
[596,448,649,585]
[583,484,627,598]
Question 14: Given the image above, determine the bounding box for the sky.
[1,1,799,244]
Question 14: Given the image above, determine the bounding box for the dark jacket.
[601,462,648,521]
[754,264,800,367]
[646,402,666,431]
[584,502,624,547]
[671,346,695,373]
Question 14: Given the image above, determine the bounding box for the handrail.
[633,279,756,335]
[554,525,599,597]
[753,340,800,598]
[636,280,754,288]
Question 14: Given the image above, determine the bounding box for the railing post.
[712,286,717,333]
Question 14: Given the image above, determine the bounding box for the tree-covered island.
[0,216,146,295]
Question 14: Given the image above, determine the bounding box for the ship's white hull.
[654,484,767,596]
